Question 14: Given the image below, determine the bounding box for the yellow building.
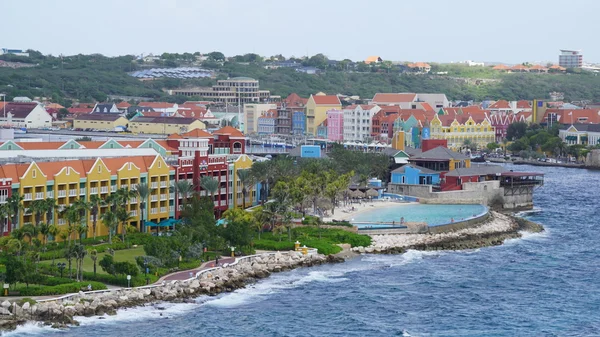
[129,116,205,135]
[0,155,175,240]
[429,113,495,151]
[305,94,341,136]
[230,154,255,209]
[73,114,128,131]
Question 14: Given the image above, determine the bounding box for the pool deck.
[323,200,417,222]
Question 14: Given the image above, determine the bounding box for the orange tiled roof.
[529,64,547,70]
[489,100,511,109]
[18,142,66,150]
[511,64,529,70]
[408,62,430,68]
[116,102,131,108]
[420,102,434,112]
[492,64,509,70]
[517,100,531,109]
[154,140,178,152]
[45,103,65,109]
[311,95,341,105]
[181,129,213,138]
[213,126,245,137]
[372,93,417,104]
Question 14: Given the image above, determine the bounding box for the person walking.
[215,256,219,267]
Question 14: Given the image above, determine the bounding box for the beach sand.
[323,200,417,222]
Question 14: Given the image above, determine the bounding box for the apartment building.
[168,77,270,104]
[128,116,206,134]
[429,112,495,151]
[0,102,53,129]
[305,94,341,136]
[343,104,381,141]
[559,49,583,68]
[0,155,174,238]
[244,103,277,134]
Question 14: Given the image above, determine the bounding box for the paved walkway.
[161,256,236,282]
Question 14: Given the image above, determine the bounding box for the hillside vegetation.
[2,51,600,105]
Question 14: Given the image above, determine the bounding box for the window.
[98,165,102,173]
[32,169,36,178]
[158,161,162,168]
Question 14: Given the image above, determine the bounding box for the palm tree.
[5,195,23,231]
[47,224,60,243]
[0,204,8,234]
[200,176,220,217]
[250,161,270,204]
[20,224,38,245]
[44,198,57,225]
[171,180,194,213]
[88,195,102,239]
[115,207,133,243]
[76,224,87,243]
[237,168,254,209]
[61,205,81,246]
[89,249,98,277]
[134,183,150,233]
[73,244,87,281]
[38,222,50,248]
[30,199,48,226]
[100,210,118,244]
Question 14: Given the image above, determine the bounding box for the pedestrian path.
[160,256,236,282]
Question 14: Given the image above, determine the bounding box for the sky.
[4,0,600,64]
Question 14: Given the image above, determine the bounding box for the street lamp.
[127,274,131,288]
[230,246,235,258]
[144,258,149,285]
[57,262,66,278]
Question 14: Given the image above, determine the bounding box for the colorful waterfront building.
[0,155,174,239]
[230,154,257,209]
[326,109,344,142]
[305,94,341,136]
[429,111,495,151]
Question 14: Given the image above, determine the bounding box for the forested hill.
[2,51,600,105]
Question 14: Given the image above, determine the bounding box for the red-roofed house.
[488,100,512,114]
[0,102,52,128]
[407,62,431,73]
[430,111,495,151]
[542,109,600,125]
[257,109,278,135]
[305,94,342,135]
[372,93,417,106]
[138,102,179,115]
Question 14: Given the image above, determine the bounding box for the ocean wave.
[0,322,54,337]
[75,302,198,327]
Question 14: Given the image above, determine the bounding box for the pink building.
[326,109,344,141]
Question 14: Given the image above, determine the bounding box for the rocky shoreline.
[0,211,544,332]
[351,211,544,254]
[0,252,344,331]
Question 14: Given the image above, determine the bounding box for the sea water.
[6,165,600,337]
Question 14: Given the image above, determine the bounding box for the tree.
[134,183,150,233]
[88,195,102,239]
[200,176,220,210]
[44,198,57,225]
[506,122,528,141]
[73,243,87,281]
[222,208,253,248]
[38,222,50,248]
[89,249,98,276]
[99,254,116,275]
[171,180,193,216]
[30,199,48,226]
[323,171,353,215]
[486,142,501,151]
[61,204,82,245]
[207,51,225,61]
[115,207,133,243]
[101,210,118,244]
[236,168,254,209]
[5,195,23,231]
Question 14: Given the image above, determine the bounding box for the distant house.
[138,102,179,115]
[365,56,383,64]
[292,111,306,135]
[316,119,328,139]
[0,102,52,128]
[73,113,129,131]
[305,94,342,135]
[390,163,440,185]
[257,109,277,135]
[407,62,431,73]
[116,101,131,112]
[92,103,120,114]
[326,109,344,141]
[296,66,320,75]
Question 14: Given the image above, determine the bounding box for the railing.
[214,201,219,207]
[169,193,175,199]
[160,194,167,201]
[120,185,128,189]
[100,187,108,193]
[151,182,158,188]
[23,193,32,200]
[130,184,138,190]
[130,210,137,216]
[46,191,53,198]
[151,195,158,202]
[80,188,86,195]
[160,207,167,213]
[35,192,44,200]
[0,196,6,203]
[169,206,175,212]
[220,188,227,194]
[89,187,98,194]
[220,176,227,182]
[111,185,117,192]
[69,189,77,197]
[130,198,137,204]
[160,181,167,188]
[150,208,157,214]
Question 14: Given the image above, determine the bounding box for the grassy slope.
[42,246,146,275]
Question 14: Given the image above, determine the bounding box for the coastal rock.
[0,307,10,316]
[0,301,10,309]
[21,302,30,311]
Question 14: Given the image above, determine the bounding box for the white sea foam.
[204,268,350,308]
[75,302,197,327]
[0,322,55,336]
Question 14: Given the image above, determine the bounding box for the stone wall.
[586,150,600,168]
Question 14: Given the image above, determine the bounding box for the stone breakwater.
[0,251,344,331]
[352,212,544,254]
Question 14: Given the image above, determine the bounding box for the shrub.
[16,281,107,296]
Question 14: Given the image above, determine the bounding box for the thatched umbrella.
[366,188,379,198]
[350,190,365,199]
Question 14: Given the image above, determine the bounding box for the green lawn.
[42,246,146,275]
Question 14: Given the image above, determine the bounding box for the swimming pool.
[352,204,487,228]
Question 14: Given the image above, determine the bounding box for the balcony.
[160,207,167,213]
[150,208,158,214]
[35,192,44,200]
[23,193,33,201]
[80,188,86,195]
[130,210,137,216]
[0,196,6,203]
[160,194,168,201]
[169,193,175,199]
[151,182,158,189]
[220,188,227,194]
[100,187,109,194]
[90,187,98,194]
[46,191,53,198]
[220,176,227,182]
[214,201,219,207]
[169,206,175,212]
[130,184,138,190]
[130,197,137,204]
[58,190,67,198]
[110,185,117,192]
[69,189,77,197]
[160,181,167,188]
[151,195,158,202]
[120,185,128,189]
[221,200,228,206]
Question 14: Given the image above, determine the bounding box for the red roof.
[116,102,131,108]
[493,64,509,70]
[284,93,308,107]
[180,129,213,138]
[489,100,511,109]
[517,100,531,109]
[372,93,417,104]
[213,126,245,137]
[67,107,93,115]
[311,95,341,105]
[543,109,600,124]
[139,102,176,109]
[176,107,208,118]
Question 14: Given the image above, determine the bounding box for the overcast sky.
[4,0,599,64]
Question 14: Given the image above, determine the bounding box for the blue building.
[316,120,328,139]
[390,164,440,185]
[292,111,306,135]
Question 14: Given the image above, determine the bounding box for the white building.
[0,103,52,129]
[343,104,381,141]
[92,103,120,114]
[243,103,276,134]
